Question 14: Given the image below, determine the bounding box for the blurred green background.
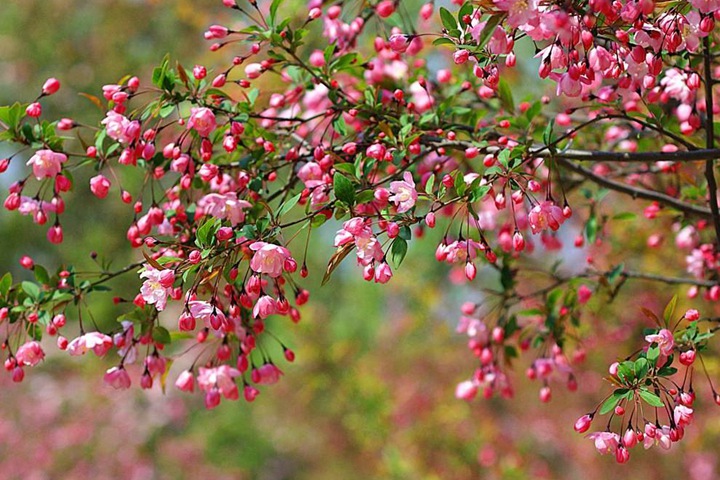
[1,1,720,479]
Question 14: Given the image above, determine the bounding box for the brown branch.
[429,138,720,163]
[617,270,716,288]
[703,36,720,245]
[556,157,712,218]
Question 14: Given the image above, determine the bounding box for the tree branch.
[703,36,720,245]
[556,157,712,217]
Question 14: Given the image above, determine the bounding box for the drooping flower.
[102,111,140,144]
[645,328,675,356]
[197,365,240,399]
[389,172,418,213]
[197,192,251,226]
[15,341,45,366]
[586,431,620,455]
[527,201,565,234]
[187,107,217,137]
[26,149,67,179]
[252,364,283,385]
[249,242,293,277]
[67,332,113,356]
[104,366,131,389]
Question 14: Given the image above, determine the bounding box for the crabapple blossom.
[67,332,113,357]
[249,242,293,277]
[26,150,67,179]
[645,329,675,356]
[388,172,417,213]
[139,266,175,311]
[187,107,217,137]
[15,341,44,366]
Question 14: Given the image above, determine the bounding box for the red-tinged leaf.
[78,92,104,112]
[322,243,354,286]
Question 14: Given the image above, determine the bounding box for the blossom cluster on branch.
[1,0,720,463]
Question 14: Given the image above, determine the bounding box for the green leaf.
[34,265,50,285]
[647,345,659,364]
[585,213,598,244]
[616,361,634,383]
[269,0,282,24]
[432,38,455,47]
[607,263,625,284]
[195,218,220,248]
[152,326,172,345]
[525,101,542,122]
[439,7,458,31]
[638,389,664,408]
[612,212,636,221]
[599,390,626,415]
[0,273,12,297]
[425,174,436,195]
[497,79,515,113]
[276,192,301,218]
[543,120,555,147]
[663,294,678,325]
[390,238,408,269]
[634,357,649,379]
[497,149,510,167]
[332,116,348,136]
[476,14,504,50]
[21,281,40,301]
[333,173,355,206]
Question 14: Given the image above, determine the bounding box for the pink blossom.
[26,149,67,180]
[645,328,675,356]
[574,414,593,433]
[577,285,592,304]
[197,192,251,226]
[102,111,140,144]
[42,77,60,95]
[494,0,538,28]
[245,63,263,79]
[674,405,693,427]
[253,295,277,319]
[175,370,195,392]
[675,225,699,249]
[197,365,240,401]
[689,0,720,14]
[389,34,411,53]
[586,431,620,455]
[104,366,131,389]
[389,172,417,213]
[249,242,292,277]
[455,380,478,400]
[374,262,393,283]
[527,201,565,234]
[139,266,175,311]
[15,341,45,366]
[187,107,217,137]
[67,332,113,356]
[253,364,283,385]
[90,174,111,199]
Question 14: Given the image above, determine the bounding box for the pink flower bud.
[42,78,61,96]
[574,414,592,433]
[90,174,111,199]
[19,255,34,270]
[388,34,411,53]
[684,309,699,321]
[47,224,63,244]
[465,261,477,281]
[26,102,42,118]
[376,0,395,17]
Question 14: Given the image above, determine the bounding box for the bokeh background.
[1,1,720,479]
